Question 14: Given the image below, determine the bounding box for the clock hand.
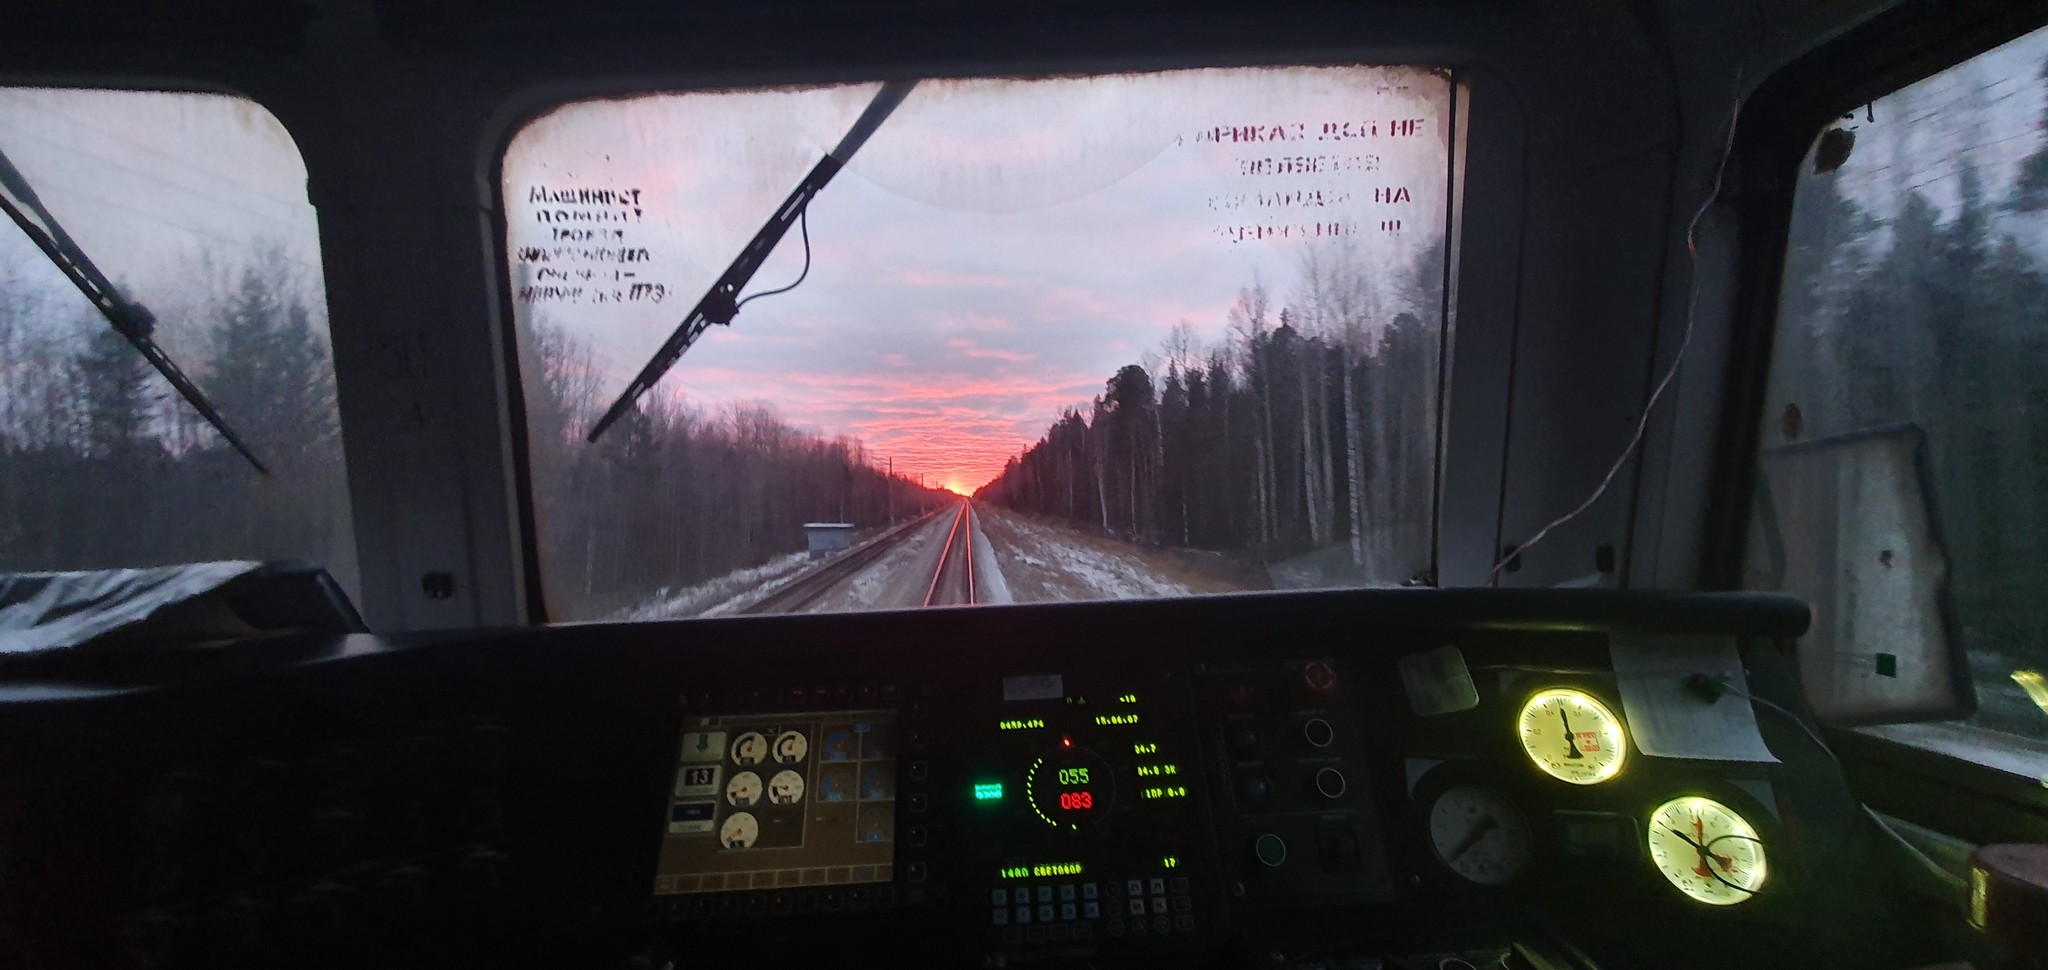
[1559,707,1583,760]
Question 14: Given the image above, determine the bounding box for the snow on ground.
[967,506,1014,605]
[978,507,1206,602]
[614,550,813,621]
[803,511,956,613]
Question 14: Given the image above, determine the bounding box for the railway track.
[921,501,978,607]
[741,500,982,614]
[741,508,944,614]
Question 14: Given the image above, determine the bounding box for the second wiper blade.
[586,80,917,444]
[0,144,269,474]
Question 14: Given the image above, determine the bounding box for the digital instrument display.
[653,708,897,895]
[1646,796,1767,905]
[1516,688,1628,785]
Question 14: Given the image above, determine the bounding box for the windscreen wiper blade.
[0,145,269,474]
[586,80,918,444]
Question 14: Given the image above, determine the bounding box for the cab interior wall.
[0,0,1908,626]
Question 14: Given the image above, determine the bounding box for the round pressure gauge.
[721,811,760,849]
[1646,796,1767,905]
[726,770,763,807]
[769,769,806,805]
[1516,688,1627,785]
[1428,784,1534,886]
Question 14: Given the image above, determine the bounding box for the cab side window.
[1751,24,2048,758]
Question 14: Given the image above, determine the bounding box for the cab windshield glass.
[504,67,1458,620]
[0,89,356,599]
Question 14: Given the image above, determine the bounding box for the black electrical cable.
[734,207,811,312]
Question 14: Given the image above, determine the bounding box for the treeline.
[0,254,357,593]
[1770,78,2048,737]
[979,240,1444,583]
[518,315,949,619]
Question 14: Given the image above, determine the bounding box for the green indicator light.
[1162,856,1180,869]
[1094,713,1140,726]
[974,782,1005,802]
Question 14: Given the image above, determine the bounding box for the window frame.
[1706,0,2048,833]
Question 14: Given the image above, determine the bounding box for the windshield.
[504,66,1457,620]
[0,89,357,599]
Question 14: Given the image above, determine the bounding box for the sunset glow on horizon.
[505,68,1453,494]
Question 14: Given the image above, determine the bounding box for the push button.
[1255,833,1288,867]
[1013,888,1029,905]
[1149,877,1166,895]
[1084,901,1100,919]
[1060,902,1077,920]
[1126,879,1144,897]
[1127,899,1146,916]
[991,889,1008,906]
[1015,906,1031,924]
[1169,877,1190,893]
[1083,882,1099,900]
[1038,904,1054,923]
[1036,886,1052,904]
[1059,884,1076,901]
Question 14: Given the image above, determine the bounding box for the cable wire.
[1488,73,1746,584]
[1710,678,1967,895]
[734,207,811,312]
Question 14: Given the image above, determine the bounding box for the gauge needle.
[1666,825,1734,876]
[1445,815,1500,863]
[1559,707,1583,759]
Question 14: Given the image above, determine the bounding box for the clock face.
[1647,796,1768,905]
[1516,688,1627,785]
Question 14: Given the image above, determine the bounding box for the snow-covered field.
[977,507,1200,602]
[614,550,814,621]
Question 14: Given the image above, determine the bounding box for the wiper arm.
[586,80,918,444]
[0,145,269,474]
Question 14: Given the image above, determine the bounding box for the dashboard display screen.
[654,708,897,894]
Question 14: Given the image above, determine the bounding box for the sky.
[503,67,1455,494]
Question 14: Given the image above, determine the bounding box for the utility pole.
[888,456,895,522]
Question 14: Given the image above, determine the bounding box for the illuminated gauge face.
[1027,745,1117,830]
[773,731,808,764]
[768,769,806,805]
[1517,688,1627,785]
[1428,785,1534,886]
[1647,796,1767,905]
[721,811,760,849]
[731,732,769,766]
[725,770,763,807]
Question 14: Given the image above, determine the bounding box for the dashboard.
[0,589,1905,969]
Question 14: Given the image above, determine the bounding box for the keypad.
[989,873,1196,947]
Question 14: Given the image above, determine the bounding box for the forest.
[0,254,359,595]
[977,239,1445,588]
